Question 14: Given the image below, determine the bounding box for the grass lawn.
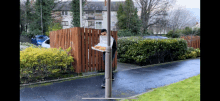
[123,74,200,101]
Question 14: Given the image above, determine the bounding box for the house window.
[95,21,102,29]
[88,21,95,27]
[111,22,116,26]
[61,11,68,16]
[96,11,102,14]
[62,21,69,26]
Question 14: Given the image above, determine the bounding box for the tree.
[116,0,141,35]
[20,1,26,35]
[116,3,126,29]
[135,0,175,35]
[71,0,86,27]
[29,0,55,36]
[165,7,198,37]
[20,0,34,35]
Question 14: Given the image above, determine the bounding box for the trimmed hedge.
[178,48,200,60]
[117,36,144,59]
[117,38,188,65]
[20,46,74,83]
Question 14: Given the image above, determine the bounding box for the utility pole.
[80,0,82,27]
[105,0,112,99]
[40,0,43,35]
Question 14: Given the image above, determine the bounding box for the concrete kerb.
[20,57,200,87]
[20,70,119,87]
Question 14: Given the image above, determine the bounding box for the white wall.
[102,11,118,30]
[62,11,73,29]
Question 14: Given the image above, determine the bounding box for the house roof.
[53,1,125,11]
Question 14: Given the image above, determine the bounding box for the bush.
[117,37,139,60]
[21,32,33,38]
[20,47,74,81]
[117,38,188,65]
[194,48,200,57]
[117,29,134,37]
[178,48,200,60]
[166,30,182,38]
[45,23,62,37]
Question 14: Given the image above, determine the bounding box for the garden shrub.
[178,48,200,60]
[117,38,188,65]
[20,46,74,81]
[166,30,182,38]
[117,36,144,61]
[45,23,62,37]
[194,48,200,57]
[117,29,134,37]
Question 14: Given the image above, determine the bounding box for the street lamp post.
[80,0,82,27]
[105,0,112,99]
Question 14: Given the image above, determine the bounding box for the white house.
[52,1,124,31]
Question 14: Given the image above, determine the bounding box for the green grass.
[123,74,200,101]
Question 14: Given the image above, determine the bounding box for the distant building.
[52,1,124,30]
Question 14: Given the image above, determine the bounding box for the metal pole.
[105,0,112,99]
[80,0,82,27]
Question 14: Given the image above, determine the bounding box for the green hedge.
[117,36,144,59]
[20,47,74,83]
[178,47,200,60]
[117,38,188,65]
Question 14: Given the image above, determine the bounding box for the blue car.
[31,35,49,46]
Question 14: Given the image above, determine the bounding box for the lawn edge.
[120,74,200,101]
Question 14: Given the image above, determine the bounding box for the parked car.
[31,35,49,46]
[41,38,50,48]
[143,36,168,39]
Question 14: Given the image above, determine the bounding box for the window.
[88,21,95,27]
[61,11,68,16]
[95,21,102,29]
[96,11,102,14]
[111,22,116,26]
[62,21,69,26]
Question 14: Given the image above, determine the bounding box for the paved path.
[20,58,200,101]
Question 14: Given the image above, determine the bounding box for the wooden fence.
[49,27,117,73]
[181,36,200,49]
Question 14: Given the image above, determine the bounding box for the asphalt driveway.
[20,58,200,101]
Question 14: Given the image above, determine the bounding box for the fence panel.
[98,30,102,71]
[181,36,200,49]
[85,28,89,72]
[81,28,85,72]
[88,28,92,72]
[91,29,96,71]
